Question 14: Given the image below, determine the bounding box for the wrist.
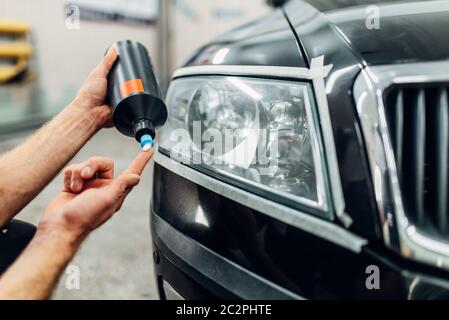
[69,97,112,132]
[35,220,85,251]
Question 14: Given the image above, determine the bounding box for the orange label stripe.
[119,79,144,98]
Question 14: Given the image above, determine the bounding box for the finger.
[82,178,110,190]
[70,165,84,193]
[123,149,154,176]
[63,166,74,191]
[80,157,114,180]
[69,158,114,193]
[90,47,117,78]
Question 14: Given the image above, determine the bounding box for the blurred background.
[0,0,271,299]
[0,0,271,131]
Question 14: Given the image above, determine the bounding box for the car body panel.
[185,9,306,68]
[152,162,449,299]
[324,0,449,65]
[300,0,428,13]
[284,0,381,238]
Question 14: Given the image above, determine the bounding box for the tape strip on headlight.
[159,76,329,214]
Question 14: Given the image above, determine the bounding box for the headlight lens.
[159,76,326,208]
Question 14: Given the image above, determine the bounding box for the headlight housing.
[159,76,328,212]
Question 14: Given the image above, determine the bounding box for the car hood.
[300,0,449,65]
[184,9,307,68]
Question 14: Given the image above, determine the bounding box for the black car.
[151,0,449,299]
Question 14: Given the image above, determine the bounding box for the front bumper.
[151,151,449,299]
[151,212,299,299]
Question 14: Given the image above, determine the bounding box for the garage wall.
[0,0,270,129]
[169,0,270,70]
[0,0,158,106]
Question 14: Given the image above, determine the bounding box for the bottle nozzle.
[140,134,154,151]
[133,119,155,151]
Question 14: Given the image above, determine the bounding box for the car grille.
[384,84,449,237]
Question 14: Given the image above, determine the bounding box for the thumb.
[90,47,117,79]
[101,47,118,76]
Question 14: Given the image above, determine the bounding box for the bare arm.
[0,227,80,299]
[0,48,117,227]
[0,151,153,299]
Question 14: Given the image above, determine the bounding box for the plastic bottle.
[107,40,168,150]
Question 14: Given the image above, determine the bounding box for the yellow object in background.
[0,21,32,84]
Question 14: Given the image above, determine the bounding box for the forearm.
[0,100,108,226]
[0,228,81,300]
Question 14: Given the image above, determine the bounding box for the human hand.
[38,149,153,244]
[71,47,117,129]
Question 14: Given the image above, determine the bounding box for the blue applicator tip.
[140,134,154,151]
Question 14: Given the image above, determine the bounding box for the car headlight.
[159,76,327,210]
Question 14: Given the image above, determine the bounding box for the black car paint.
[301,0,432,13]
[185,9,306,68]
[152,165,449,299]
[324,2,449,65]
[151,0,449,299]
[284,0,382,240]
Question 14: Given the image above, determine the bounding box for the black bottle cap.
[132,118,155,142]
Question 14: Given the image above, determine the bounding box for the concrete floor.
[0,129,158,299]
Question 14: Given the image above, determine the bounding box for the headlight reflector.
[159,76,326,209]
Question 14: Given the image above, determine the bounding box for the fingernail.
[142,144,152,152]
[81,166,92,178]
[71,178,81,191]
